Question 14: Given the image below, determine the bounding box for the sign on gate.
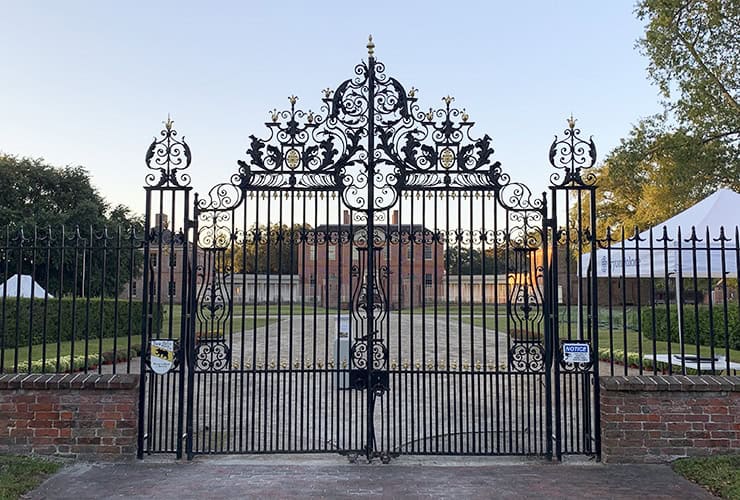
[149,340,177,375]
[562,342,591,364]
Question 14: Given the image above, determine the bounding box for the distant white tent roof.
[0,274,53,298]
[582,188,740,278]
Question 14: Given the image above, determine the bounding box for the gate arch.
[187,41,552,460]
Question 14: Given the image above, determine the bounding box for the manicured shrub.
[641,304,740,350]
[14,354,100,373]
[0,297,159,348]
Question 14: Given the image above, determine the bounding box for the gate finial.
[567,114,577,130]
[367,35,375,57]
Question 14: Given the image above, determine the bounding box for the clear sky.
[0,1,662,216]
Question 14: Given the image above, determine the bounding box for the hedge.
[597,348,699,374]
[0,297,160,348]
[9,344,143,373]
[641,304,740,350]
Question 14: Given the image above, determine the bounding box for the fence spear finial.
[567,114,577,130]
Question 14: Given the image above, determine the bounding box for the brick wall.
[0,373,139,461]
[600,375,740,463]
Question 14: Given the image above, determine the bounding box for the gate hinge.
[544,218,556,229]
[184,219,197,230]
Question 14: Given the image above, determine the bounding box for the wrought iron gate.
[139,40,600,461]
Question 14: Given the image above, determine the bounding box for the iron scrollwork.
[194,340,230,371]
[507,246,547,373]
[193,240,232,371]
[144,116,192,188]
[548,115,597,187]
[195,44,545,215]
[348,232,390,392]
[508,343,546,373]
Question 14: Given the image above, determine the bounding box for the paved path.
[28,456,713,500]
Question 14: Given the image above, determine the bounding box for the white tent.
[582,188,740,279]
[0,274,53,298]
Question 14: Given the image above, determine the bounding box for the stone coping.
[600,375,740,392]
[0,373,139,390]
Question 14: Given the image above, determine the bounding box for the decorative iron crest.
[506,246,546,373]
[196,53,544,214]
[193,247,232,371]
[508,342,546,372]
[548,115,597,187]
[145,116,192,188]
[349,246,390,375]
[194,340,231,371]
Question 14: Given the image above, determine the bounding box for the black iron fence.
[0,225,145,374]
[570,225,739,376]
[2,222,738,378]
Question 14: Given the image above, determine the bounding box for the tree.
[445,246,510,275]
[592,117,739,232]
[225,223,301,274]
[636,0,739,145]
[585,1,740,234]
[0,154,143,296]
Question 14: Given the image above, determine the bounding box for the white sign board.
[336,315,351,389]
[562,343,590,364]
[337,315,350,338]
[150,340,176,375]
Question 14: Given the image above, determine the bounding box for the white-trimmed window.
[424,245,432,260]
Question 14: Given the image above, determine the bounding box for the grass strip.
[0,454,61,500]
[673,455,740,499]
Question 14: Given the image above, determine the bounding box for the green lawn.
[673,455,740,499]
[161,304,338,328]
[3,313,277,371]
[0,454,61,500]
[458,308,740,371]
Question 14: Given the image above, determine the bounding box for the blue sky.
[0,1,662,215]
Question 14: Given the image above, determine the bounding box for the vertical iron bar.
[365,52,376,460]
[589,186,600,460]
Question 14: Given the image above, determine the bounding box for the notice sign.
[150,340,176,374]
[562,342,591,364]
[337,315,350,338]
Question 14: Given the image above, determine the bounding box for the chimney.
[155,213,169,230]
[392,210,398,225]
[343,210,350,225]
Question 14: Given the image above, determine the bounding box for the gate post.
[138,117,193,459]
[541,191,554,461]
[548,117,599,460]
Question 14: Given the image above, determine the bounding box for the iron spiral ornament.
[144,116,192,188]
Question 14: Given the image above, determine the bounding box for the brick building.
[298,211,445,309]
[119,214,192,304]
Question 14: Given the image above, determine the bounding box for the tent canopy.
[0,274,53,298]
[582,189,740,278]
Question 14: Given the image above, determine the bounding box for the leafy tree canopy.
[636,0,739,144]
[593,116,739,232]
[585,1,739,234]
[0,154,140,230]
[0,154,143,296]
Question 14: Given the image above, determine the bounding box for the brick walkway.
[28,456,713,499]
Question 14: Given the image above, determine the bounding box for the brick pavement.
[27,456,713,499]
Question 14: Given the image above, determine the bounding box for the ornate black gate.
[139,39,600,461]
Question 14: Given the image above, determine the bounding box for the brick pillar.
[600,375,740,463]
[0,373,140,461]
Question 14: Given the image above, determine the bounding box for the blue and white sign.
[562,342,590,364]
